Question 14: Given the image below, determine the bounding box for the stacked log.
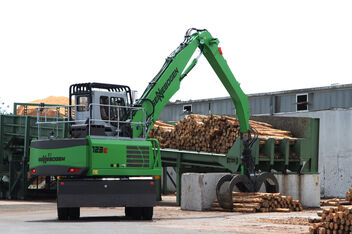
[148,121,175,148]
[148,114,296,154]
[309,205,352,234]
[321,198,351,207]
[346,188,352,204]
[212,192,303,213]
[320,188,352,207]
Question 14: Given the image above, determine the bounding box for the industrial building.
[159,83,352,198]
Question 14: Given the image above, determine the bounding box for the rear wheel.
[125,207,133,217]
[125,207,142,220]
[68,207,80,220]
[141,207,153,220]
[125,207,153,220]
[57,207,80,220]
[58,207,69,220]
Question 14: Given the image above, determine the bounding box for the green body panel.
[87,137,161,176]
[132,30,250,136]
[29,136,162,177]
[29,144,88,169]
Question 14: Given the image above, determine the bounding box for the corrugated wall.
[159,87,352,120]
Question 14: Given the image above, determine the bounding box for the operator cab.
[69,83,134,138]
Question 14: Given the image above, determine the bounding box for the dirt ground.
[0,195,319,234]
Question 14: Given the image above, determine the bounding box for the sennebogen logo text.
[38,153,65,164]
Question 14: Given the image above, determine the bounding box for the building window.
[296,93,308,111]
[183,105,192,113]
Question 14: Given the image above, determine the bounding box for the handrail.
[35,104,148,139]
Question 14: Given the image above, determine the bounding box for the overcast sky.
[1,0,351,110]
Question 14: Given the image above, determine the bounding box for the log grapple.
[215,129,279,210]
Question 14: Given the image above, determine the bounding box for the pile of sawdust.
[16,96,70,117]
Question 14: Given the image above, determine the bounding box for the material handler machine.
[29,28,278,220]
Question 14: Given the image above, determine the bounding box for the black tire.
[68,207,80,220]
[125,207,133,217]
[141,207,153,220]
[125,207,143,220]
[58,207,69,221]
[132,207,143,220]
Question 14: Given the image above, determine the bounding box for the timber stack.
[321,188,352,207]
[148,114,296,154]
[309,205,352,234]
[321,199,351,207]
[346,188,352,204]
[211,192,303,213]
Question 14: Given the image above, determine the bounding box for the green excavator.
[29,28,278,220]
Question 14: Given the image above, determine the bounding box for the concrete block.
[275,174,320,208]
[275,174,284,194]
[279,174,300,201]
[161,167,176,193]
[181,173,320,211]
[300,174,320,207]
[181,173,229,211]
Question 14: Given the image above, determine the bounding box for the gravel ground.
[0,195,319,234]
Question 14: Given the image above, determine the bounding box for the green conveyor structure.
[160,116,319,205]
[0,103,68,199]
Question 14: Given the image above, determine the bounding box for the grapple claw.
[215,173,279,210]
[254,172,279,193]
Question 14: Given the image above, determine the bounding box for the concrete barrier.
[276,174,320,207]
[276,174,300,200]
[181,173,229,211]
[181,173,320,211]
[300,174,320,207]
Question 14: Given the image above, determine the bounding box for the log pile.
[320,188,352,207]
[148,114,296,154]
[309,205,352,234]
[346,188,352,204]
[321,198,351,207]
[211,192,303,213]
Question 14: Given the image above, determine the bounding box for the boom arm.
[132,29,250,138]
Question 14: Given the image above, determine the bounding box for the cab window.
[100,96,109,120]
[77,96,89,112]
[110,97,127,121]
